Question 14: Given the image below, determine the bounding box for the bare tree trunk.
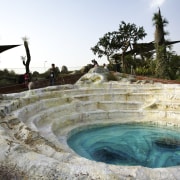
[22,37,31,74]
[24,40,31,74]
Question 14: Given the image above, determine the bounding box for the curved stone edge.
[1,117,180,179]
[0,83,180,179]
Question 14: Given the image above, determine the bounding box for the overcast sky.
[0,0,180,73]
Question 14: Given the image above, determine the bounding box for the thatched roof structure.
[0,45,21,54]
[111,41,180,59]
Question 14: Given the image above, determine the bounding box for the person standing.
[115,59,121,72]
[91,59,99,67]
[24,73,30,87]
[103,63,108,70]
[50,63,56,85]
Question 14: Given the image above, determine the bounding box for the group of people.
[24,59,121,88]
[23,63,57,88]
[91,59,108,69]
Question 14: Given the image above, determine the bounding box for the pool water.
[67,123,180,168]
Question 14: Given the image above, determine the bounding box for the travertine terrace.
[0,72,180,179]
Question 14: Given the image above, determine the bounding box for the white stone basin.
[0,82,180,179]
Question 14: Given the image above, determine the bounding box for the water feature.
[67,123,180,168]
[1,82,180,179]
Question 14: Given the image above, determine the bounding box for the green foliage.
[116,21,147,49]
[0,69,18,86]
[91,32,117,62]
[119,55,156,76]
[91,21,147,64]
[123,55,135,74]
[176,75,180,81]
[167,52,180,79]
[135,67,152,76]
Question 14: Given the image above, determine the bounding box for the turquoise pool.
[67,123,180,168]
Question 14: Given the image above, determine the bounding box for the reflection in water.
[67,123,180,168]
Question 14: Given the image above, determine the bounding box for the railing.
[0,73,84,94]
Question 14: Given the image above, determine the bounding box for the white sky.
[0,0,180,74]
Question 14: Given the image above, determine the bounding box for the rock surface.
[0,69,180,179]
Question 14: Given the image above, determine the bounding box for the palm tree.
[152,8,170,79]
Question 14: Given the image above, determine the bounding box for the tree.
[152,8,170,79]
[115,21,147,72]
[91,32,117,63]
[91,21,147,72]
[22,37,31,74]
